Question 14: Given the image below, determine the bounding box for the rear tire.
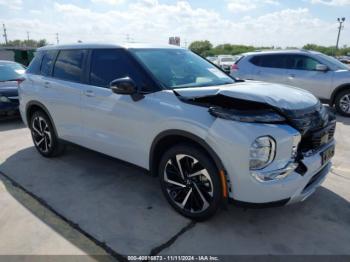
[159,144,223,221]
[335,89,350,117]
[29,110,65,157]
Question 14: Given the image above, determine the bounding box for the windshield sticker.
[208,68,228,78]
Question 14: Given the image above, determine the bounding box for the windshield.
[318,53,349,70]
[131,49,234,89]
[0,62,25,81]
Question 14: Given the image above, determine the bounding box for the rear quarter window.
[250,54,286,69]
[26,52,43,75]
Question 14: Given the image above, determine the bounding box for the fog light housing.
[250,136,276,170]
[0,96,11,103]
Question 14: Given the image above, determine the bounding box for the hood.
[174,80,318,111]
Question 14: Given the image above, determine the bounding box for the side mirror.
[315,64,328,72]
[110,77,136,95]
[109,77,145,101]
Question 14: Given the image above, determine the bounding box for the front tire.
[159,144,223,221]
[335,89,350,117]
[30,110,65,157]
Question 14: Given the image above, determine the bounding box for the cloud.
[2,1,349,47]
[227,0,257,12]
[311,0,350,6]
[91,0,125,5]
[0,0,22,10]
[227,0,280,13]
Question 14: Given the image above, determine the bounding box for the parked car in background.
[217,55,237,73]
[20,43,336,220]
[338,56,350,65]
[206,56,218,65]
[231,50,350,116]
[0,60,25,118]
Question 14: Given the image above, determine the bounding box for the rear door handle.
[84,90,95,97]
[288,74,296,79]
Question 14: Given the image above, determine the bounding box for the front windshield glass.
[319,53,349,70]
[0,62,25,81]
[131,49,234,89]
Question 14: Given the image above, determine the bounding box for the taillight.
[16,78,25,85]
[231,64,239,71]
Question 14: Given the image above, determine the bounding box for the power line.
[2,23,8,44]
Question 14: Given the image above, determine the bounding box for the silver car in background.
[231,50,350,116]
[217,55,237,73]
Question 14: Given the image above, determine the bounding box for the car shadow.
[0,145,190,256]
[1,144,350,255]
[335,114,350,125]
[0,118,25,132]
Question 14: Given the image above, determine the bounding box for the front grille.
[300,121,336,153]
[282,103,336,154]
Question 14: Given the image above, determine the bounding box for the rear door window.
[89,49,153,91]
[53,49,86,83]
[40,50,57,76]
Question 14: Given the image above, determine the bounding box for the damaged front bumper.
[206,117,334,205]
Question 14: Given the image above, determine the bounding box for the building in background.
[169,36,180,46]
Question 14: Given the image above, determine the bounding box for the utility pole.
[125,34,130,43]
[26,31,30,41]
[2,23,8,45]
[56,33,59,44]
[336,17,345,49]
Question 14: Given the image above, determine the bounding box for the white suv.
[231,50,350,116]
[19,43,336,220]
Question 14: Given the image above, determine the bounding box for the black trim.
[25,101,59,138]
[149,129,225,174]
[230,198,290,209]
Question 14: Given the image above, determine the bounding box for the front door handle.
[84,90,95,97]
[288,74,296,79]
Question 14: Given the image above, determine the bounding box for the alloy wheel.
[163,154,214,213]
[31,116,52,153]
[339,94,350,114]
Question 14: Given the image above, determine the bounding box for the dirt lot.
[0,115,349,258]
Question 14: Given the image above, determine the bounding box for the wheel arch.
[25,101,59,137]
[149,130,226,176]
[330,84,350,105]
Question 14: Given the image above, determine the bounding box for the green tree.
[188,40,213,56]
[0,39,48,48]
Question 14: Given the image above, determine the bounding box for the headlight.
[0,96,11,103]
[209,107,286,123]
[250,136,276,170]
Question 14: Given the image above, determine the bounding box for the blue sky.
[0,0,349,47]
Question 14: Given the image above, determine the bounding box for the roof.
[38,42,184,51]
[242,49,322,56]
